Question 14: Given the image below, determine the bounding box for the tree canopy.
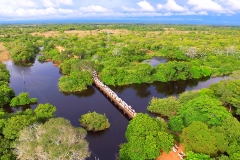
[14,118,90,160]
[147,96,181,118]
[119,113,174,160]
[10,92,37,107]
[79,112,110,131]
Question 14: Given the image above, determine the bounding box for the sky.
[0,0,240,24]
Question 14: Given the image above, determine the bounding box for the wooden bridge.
[92,71,137,119]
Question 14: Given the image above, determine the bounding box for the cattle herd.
[92,70,137,117]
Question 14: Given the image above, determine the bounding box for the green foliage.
[10,40,39,61]
[10,92,37,107]
[181,121,227,156]
[178,90,199,104]
[1,103,57,140]
[168,116,184,132]
[153,61,212,82]
[147,96,181,117]
[0,62,10,82]
[185,151,211,160]
[119,113,174,160]
[58,70,93,92]
[34,103,56,121]
[0,108,7,130]
[179,95,231,127]
[37,55,47,62]
[0,135,15,160]
[60,58,95,75]
[100,63,154,86]
[210,79,240,115]
[0,81,15,107]
[79,112,110,131]
[2,109,36,140]
[14,118,90,160]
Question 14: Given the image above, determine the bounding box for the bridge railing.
[92,70,137,118]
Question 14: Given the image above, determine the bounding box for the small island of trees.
[79,112,110,131]
[10,92,37,107]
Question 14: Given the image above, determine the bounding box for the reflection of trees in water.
[153,77,211,96]
[129,83,151,98]
[3,104,31,114]
[62,86,95,98]
[13,60,35,67]
[3,105,14,113]
[111,83,151,98]
[109,85,125,93]
[153,81,187,95]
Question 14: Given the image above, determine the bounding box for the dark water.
[3,58,229,160]
[143,56,169,66]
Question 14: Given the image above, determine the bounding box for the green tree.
[0,81,15,107]
[119,113,174,160]
[58,70,93,92]
[0,62,10,82]
[181,121,227,156]
[168,116,184,132]
[14,118,90,160]
[2,109,36,140]
[179,95,231,127]
[34,103,56,121]
[147,96,181,118]
[185,151,210,160]
[10,92,37,107]
[0,135,15,160]
[210,80,240,114]
[79,112,110,131]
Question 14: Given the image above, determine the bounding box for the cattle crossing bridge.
[92,70,137,119]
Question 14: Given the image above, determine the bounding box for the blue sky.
[1,0,240,24]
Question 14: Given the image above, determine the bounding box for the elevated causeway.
[92,70,137,119]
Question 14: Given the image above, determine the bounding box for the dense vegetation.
[147,79,240,159]
[79,112,110,131]
[58,70,93,92]
[10,92,37,107]
[2,24,240,90]
[14,118,90,160]
[1,24,240,159]
[0,62,14,107]
[119,113,174,160]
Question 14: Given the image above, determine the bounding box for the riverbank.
[0,42,10,62]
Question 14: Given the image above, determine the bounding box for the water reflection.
[143,56,169,66]
[112,83,151,98]
[62,86,95,98]
[13,60,35,67]
[153,77,210,96]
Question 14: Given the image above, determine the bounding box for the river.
[3,57,229,160]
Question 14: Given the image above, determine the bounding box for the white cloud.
[187,0,223,12]
[41,0,55,8]
[80,5,112,13]
[158,0,187,12]
[157,4,163,10]
[122,6,138,12]
[137,0,155,12]
[41,0,73,8]
[0,0,37,9]
[225,0,240,10]
[0,7,77,19]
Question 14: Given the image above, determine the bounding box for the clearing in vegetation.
[0,42,10,62]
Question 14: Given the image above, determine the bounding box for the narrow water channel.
[3,57,229,160]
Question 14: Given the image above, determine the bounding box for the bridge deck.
[92,71,136,119]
